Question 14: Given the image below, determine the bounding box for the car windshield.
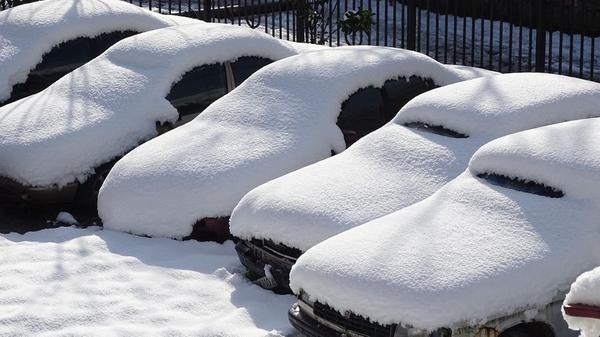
[477,173,564,198]
[404,121,468,138]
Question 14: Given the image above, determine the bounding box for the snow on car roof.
[0,0,198,103]
[563,267,600,337]
[394,72,600,138]
[289,117,600,331]
[229,73,600,252]
[0,23,303,188]
[98,46,485,239]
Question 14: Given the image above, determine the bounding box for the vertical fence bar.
[336,0,340,45]
[470,0,475,66]
[406,0,417,50]
[568,0,574,75]
[558,0,564,74]
[591,36,595,81]
[368,0,372,44]
[443,0,448,64]
[295,0,305,42]
[488,1,493,70]
[375,0,379,45]
[499,4,503,72]
[518,0,523,71]
[416,0,421,51]
[392,0,397,47]
[453,0,457,64]
[383,0,388,45]
[528,0,533,71]
[508,0,513,72]
[535,0,546,72]
[462,2,467,65]
[578,3,584,78]
[434,3,439,59]
[327,0,332,45]
[479,0,484,67]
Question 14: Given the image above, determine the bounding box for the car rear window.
[404,121,468,138]
[477,173,564,198]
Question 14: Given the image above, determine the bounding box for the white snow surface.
[0,226,295,337]
[563,267,600,337]
[230,73,600,252]
[99,46,486,239]
[0,23,306,188]
[0,0,198,103]
[289,118,600,331]
[56,211,79,225]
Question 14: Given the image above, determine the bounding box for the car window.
[403,122,468,138]
[230,56,273,86]
[477,173,564,198]
[382,76,436,119]
[166,63,228,119]
[337,87,386,145]
[6,30,139,104]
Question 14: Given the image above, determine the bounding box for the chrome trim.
[261,243,299,262]
[297,299,370,337]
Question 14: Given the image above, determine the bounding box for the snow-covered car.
[563,267,600,337]
[98,46,492,242]
[0,23,315,207]
[288,117,600,337]
[0,0,197,106]
[229,72,600,292]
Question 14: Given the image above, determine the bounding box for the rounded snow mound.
[290,118,600,331]
[230,73,600,252]
[99,46,480,239]
[394,72,600,138]
[0,23,300,188]
[563,267,600,337]
[0,0,197,103]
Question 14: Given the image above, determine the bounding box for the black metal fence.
[2,0,599,81]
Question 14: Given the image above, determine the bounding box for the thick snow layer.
[0,23,305,188]
[99,46,485,239]
[230,73,600,252]
[563,267,600,337]
[290,118,600,331]
[0,226,295,336]
[0,0,198,103]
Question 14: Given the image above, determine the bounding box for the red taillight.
[564,304,600,319]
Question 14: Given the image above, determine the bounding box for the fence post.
[535,0,547,72]
[203,0,212,22]
[406,0,417,50]
[295,0,306,42]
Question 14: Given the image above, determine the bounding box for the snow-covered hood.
[563,267,600,337]
[230,73,600,252]
[98,46,483,239]
[0,0,198,103]
[290,118,600,331]
[0,23,303,187]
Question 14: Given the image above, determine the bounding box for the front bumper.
[0,176,78,205]
[235,239,299,293]
[289,299,397,337]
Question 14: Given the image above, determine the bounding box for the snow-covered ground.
[0,226,295,337]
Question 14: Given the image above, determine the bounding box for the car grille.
[251,239,303,260]
[313,301,396,337]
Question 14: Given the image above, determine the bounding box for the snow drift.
[99,46,486,239]
[0,23,306,188]
[0,0,198,103]
[563,267,600,337]
[290,117,600,331]
[230,73,600,252]
[0,226,295,336]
